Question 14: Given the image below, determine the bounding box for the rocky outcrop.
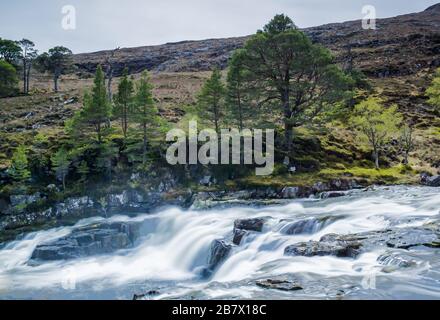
[31,221,141,261]
[234,218,265,233]
[284,222,440,259]
[71,6,440,81]
[202,239,232,276]
[421,173,440,187]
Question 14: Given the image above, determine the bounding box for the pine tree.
[132,71,162,166]
[80,65,112,143]
[51,149,70,191]
[115,68,134,138]
[8,145,31,182]
[226,49,254,131]
[234,14,352,153]
[197,69,225,134]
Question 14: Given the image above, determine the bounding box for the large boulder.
[421,174,440,187]
[31,221,141,261]
[205,239,232,274]
[284,240,362,258]
[234,218,265,233]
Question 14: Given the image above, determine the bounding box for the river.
[1,186,440,300]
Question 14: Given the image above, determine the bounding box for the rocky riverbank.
[1,174,439,244]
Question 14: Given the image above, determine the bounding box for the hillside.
[1,4,440,176]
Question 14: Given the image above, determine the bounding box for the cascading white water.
[1,186,440,300]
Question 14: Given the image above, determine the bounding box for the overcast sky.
[1,0,438,54]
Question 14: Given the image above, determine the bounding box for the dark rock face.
[421,174,440,187]
[206,239,232,273]
[234,218,265,233]
[232,229,248,246]
[31,221,141,261]
[256,278,303,291]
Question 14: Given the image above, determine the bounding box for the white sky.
[1,0,438,54]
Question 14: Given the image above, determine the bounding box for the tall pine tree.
[197,69,225,134]
[80,65,112,143]
[132,71,162,166]
[115,68,133,138]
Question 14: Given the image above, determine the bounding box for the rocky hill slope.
[73,4,440,77]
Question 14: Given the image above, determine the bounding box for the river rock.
[232,229,249,245]
[281,216,341,235]
[421,175,440,187]
[320,191,346,199]
[206,239,232,272]
[284,240,362,258]
[234,218,265,232]
[281,187,299,199]
[256,278,303,291]
[31,221,141,261]
[377,251,420,271]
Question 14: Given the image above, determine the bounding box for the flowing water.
[1,186,440,300]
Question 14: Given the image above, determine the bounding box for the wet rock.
[133,290,160,300]
[31,221,141,261]
[256,278,303,291]
[207,239,232,272]
[234,218,265,232]
[421,174,440,187]
[284,240,362,258]
[281,187,299,199]
[233,229,248,245]
[386,229,439,249]
[320,191,346,199]
[281,216,341,235]
[377,251,419,270]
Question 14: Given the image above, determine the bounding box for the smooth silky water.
[1,186,440,300]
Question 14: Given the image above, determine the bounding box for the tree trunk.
[403,151,409,165]
[26,64,31,94]
[97,123,102,144]
[142,122,147,166]
[54,74,59,93]
[373,149,380,169]
[282,90,293,154]
[23,59,27,94]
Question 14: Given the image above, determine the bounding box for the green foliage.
[51,149,70,190]
[225,49,256,130]
[0,60,18,97]
[115,68,134,137]
[36,46,72,92]
[131,71,165,166]
[8,145,31,182]
[197,69,225,133]
[426,68,440,113]
[351,97,402,169]
[0,38,21,65]
[72,65,112,143]
[231,14,353,151]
